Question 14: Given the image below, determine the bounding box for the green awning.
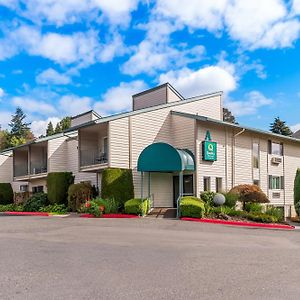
[137,142,195,172]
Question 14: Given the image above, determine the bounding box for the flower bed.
[80,213,139,218]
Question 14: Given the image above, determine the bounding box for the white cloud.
[0,25,126,67]
[155,0,227,32]
[225,91,272,116]
[0,111,13,129]
[291,123,300,133]
[0,88,4,98]
[59,95,92,116]
[159,66,236,98]
[94,80,147,115]
[31,117,60,137]
[36,68,71,85]
[12,96,56,115]
[122,20,205,75]
[292,0,300,14]
[6,0,139,27]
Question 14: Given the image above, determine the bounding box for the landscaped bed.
[80,213,139,218]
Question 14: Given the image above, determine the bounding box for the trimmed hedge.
[180,196,205,218]
[294,169,300,215]
[0,183,13,205]
[124,198,149,216]
[68,182,93,212]
[47,172,74,205]
[101,168,134,207]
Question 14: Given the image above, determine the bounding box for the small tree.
[270,117,293,136]
[223,108,238,124]
[55,123,62,134]
[294,169,300,215]
[46,121,54,136]
[9,107,31,140]
[60,117,71,131]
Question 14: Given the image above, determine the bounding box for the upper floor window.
[269,176,284,190]
[253,142,259,168]
[268,141,283,156]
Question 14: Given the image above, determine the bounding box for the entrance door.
[173,175,194,207]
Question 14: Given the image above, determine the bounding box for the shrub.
[101,168,134,207]
[124,198,149,216]
[47,172,74,205]
[224,192,239,208]
[265,206,284,222]
[0,204,23,212]
[68,182,93,212]
[91,197,120,214]
[247,213,277,223]
[200,191,215,205]
[0,183,13,205]
[39,204,67,214]
[245,202,263,213]
[81,199,105,217]
[294,169,300,215]
[23,193,48,212]
[180,196,205,218]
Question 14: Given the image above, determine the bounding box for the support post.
[177,171,183,218]
[141,171,144,200]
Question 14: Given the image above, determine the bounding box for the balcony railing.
[14,165,28,177]
[30,163,47,175]
[80,149,108,167]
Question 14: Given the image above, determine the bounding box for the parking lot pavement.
[0,216,300,300]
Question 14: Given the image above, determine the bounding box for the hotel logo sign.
[202,131,217,161]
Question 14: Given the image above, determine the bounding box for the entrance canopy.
[137,142,195,172]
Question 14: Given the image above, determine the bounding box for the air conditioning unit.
[271,157,282,164]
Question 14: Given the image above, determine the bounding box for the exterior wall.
[133,85,168,111]
[28,178,47,193]
[167,86,182,103]
[0,154,13,183]
[109,118,130,169]
[71,111,100,127]
[48,136,68,172]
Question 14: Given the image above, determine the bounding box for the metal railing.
[30,163,47,175]
[80,149,108,167]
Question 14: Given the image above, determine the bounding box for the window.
[268,141,283,156]
[20,185,28,192]
[216,178,222,193]
[32,186,44,193]
[203,177,211,191]
[269,176,284,190]
[253,180,260,186]
[252,142,259,168]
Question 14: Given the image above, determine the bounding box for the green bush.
[0,204,23,212]
[247,213,277,223]
[68,182,93,212]
[124,198,149,216]
[200,191,215,205]
[39,204,67,214]
[224,192,239,208]
[89,197,120,214]
[81,199,105,217]
[0,183,13,205]
[294,169,300,215]
[245,202,263,213]
[180,196,205,218]
[47,172,74,205]
[101,168,134,207]
[265,206,284,222]
[23,193,48,212]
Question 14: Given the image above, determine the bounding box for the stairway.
[147,208,177,219]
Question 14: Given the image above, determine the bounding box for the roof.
[0,131,77,153]
[137,142,195,172]
[65,90,223,132]
[171,111,300,144]
[132,82,185,101]
[70,110,101,120]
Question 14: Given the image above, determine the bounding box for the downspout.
[232,128,246,188]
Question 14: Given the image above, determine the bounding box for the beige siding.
[48,137,68,172]
[71,111,100,127]
[167,86,182,103]
[0,154,13,183]
[133,85,167,110]
[109,118,130,169]
[151,173,173,207]
[29,178,47,192]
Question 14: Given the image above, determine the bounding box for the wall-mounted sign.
[202,130,217,161]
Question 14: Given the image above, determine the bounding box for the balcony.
[13,142,48,181]
[79,123,108,171]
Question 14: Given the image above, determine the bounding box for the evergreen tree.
[59,117,71,131]
[55,122,62,134]
[8,107,31,139]
[270,117,293,136]
[46,121,54,136]
[223,107,238,124]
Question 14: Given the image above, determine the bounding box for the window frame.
[252,142,259,169]
[216,177,223,193]
[203,177,211,192]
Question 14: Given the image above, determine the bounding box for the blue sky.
[0,0,300,136]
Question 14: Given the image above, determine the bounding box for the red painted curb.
[181,217,295,230]
[4,211,50,216]
[80,213,139,218]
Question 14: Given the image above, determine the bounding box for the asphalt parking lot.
[0,216,299,300]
